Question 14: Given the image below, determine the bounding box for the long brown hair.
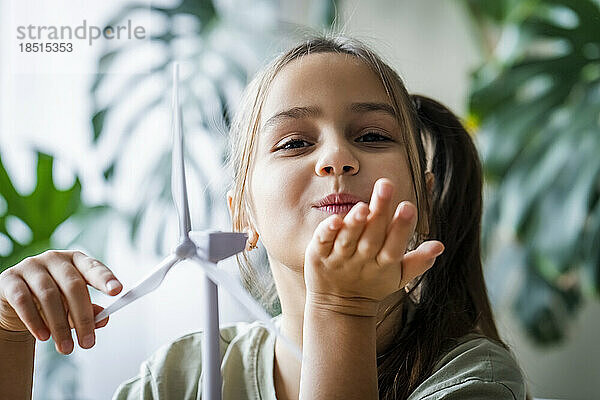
[225,33,517,399]
[374,94,509,398]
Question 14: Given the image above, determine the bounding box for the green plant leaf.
[465,0,600,344]
[0,152,85,272]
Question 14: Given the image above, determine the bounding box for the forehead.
[261,52,392,124]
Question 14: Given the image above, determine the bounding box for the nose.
[315,136,359,176]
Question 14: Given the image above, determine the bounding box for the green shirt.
[112,315,525,399]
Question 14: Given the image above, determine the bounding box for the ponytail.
[377,94,508,399]
[412,94,501,338]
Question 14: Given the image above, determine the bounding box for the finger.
[66,301,108,329]
[376,201,418,268]
[307,214,343,259]
[399,241,444,287]
[21,265,74,354]
[33,295,69,330]
[48,281,108,331]
[331,202,369,259]
[1,273,50,341]
[93,304,109,329]
[356,178,396,259]
[72,251,122,296]
[46,260,96,350]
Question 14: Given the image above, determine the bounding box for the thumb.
[400,241,444,287]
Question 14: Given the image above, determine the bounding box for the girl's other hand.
[0,250,122,354]
[304,178,444,317]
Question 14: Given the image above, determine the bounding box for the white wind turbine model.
[94,63,302,399]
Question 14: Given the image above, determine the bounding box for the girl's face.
[248,52,416,272]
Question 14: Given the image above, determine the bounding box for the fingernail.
[378,181,392,198]
[38,328,50,341]
[328,216,341,230]
[106,279,121,292]
[354,204,367,221]
[61,339,73,353]
[430,242,445,257]
[397,202,415,220]
[82,333,95,348]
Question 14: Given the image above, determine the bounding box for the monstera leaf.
[464,0,600,344]
[90,0,338,255]
[0,151,119,398]
[0,152,85,272]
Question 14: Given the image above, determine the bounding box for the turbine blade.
[191,254,302,362]
[94,254,181,323]
[189,230,248,263]
[171,62,192,239]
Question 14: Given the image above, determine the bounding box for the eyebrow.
[261,102,398,131]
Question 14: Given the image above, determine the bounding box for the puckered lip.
[313,192,364,208]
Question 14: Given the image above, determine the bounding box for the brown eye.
[356,131,393,142]
[277,138,311,151]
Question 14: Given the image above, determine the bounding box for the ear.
[227,189,259,250]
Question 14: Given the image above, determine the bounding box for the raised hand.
[304,178,444,316]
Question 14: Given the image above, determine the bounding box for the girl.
[0,34,527,399]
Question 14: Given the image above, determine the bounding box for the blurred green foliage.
[0,153,84,273]
[464,0,600,344]
[89,0,338,256]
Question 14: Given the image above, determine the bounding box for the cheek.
[250,156,310,215]
[379,157,417,204]
[251,168,292,216]
[396,175,417,204]
[250,166,299,234]
[249,165,313,269]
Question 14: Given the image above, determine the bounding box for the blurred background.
[0,0,598,399]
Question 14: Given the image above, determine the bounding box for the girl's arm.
[299,179,443,399]
[0,328,35,399]
[300,301,378,400]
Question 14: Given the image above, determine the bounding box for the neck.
[269,258,406,400]
[270,259,305,400]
